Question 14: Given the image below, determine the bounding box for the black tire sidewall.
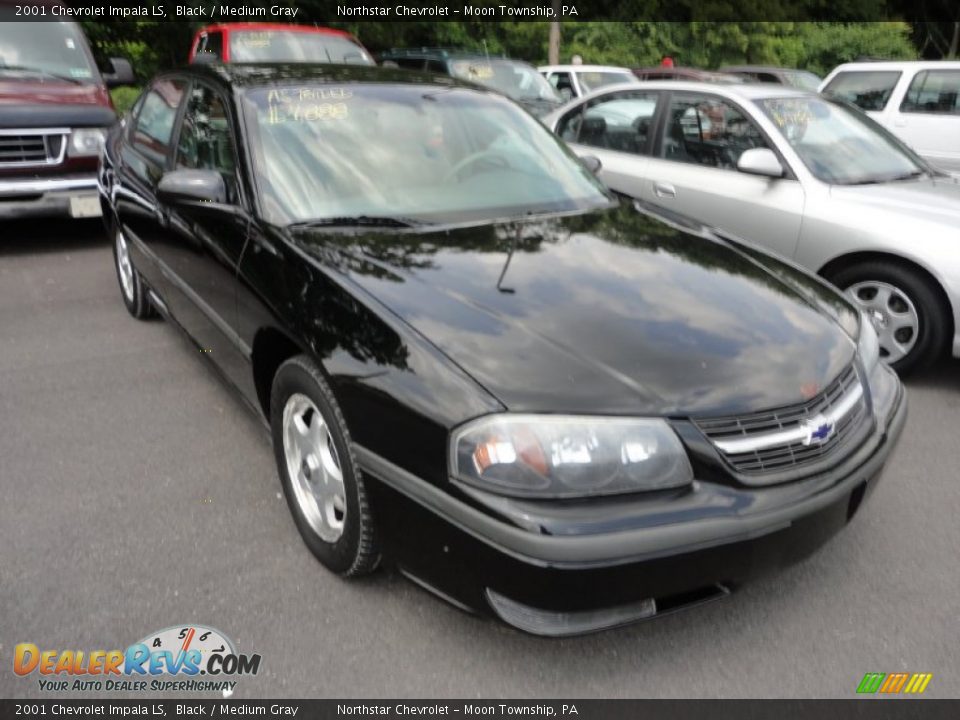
[270,357,372,575]
[111,227,152,319]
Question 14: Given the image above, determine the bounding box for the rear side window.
[900,70,960,115]
[572,91,660,156]
[822,71,901,111]
[133,78,186,164]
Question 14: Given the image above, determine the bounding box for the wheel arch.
[250,326,307,420]
[818,250,956,351]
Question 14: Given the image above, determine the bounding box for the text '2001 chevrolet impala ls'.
[99,64,906,636]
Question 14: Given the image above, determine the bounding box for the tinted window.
[133,79,186,164]
[900,70,960,115]
[176,84,238,201]
[426,60,447,74]
[206,31,223,59]
[577,91,659,155]
[662,94,769,169]
[548,71,576,99]
[822,71,901,111]
[393,58,426,71]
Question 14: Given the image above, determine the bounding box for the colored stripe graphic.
[857,673,885,694]
[857,672,932,694]
[904,674,933,694]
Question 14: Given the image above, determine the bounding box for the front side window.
[900,70,960,115]
[662,94,770,169]
[576,91,659,155]
[449,60,561,102]
[243,83,611,225]
[176,84,238,201]
[206,31,224,59]
[229,31,373,65]
[821,71,901,111]
[758,96,923,184]
[0,21,98,82]
[547,71,576,99]
[133,79,187,164]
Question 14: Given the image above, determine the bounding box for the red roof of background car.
[197,23,352,37]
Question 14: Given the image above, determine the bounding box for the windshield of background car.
[0,22,98,82]
[449,60,561,102]
[243,83,611,225]
[230,31,374,65]
[577,71,635,93]
[758,96,924,184]
[785,70,822,91]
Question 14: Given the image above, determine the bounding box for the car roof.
[196,23,351,37]
[828,60,960,72]
[379,48,510,60]
[575,79,815,102]
[538,65,634,73]
[170,62,482,91]
[721,65,803,74]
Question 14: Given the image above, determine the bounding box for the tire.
[826,260,947,375]
[112,225,155,320]
[270,355,380,576]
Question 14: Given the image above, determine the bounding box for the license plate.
[69,195,101,218]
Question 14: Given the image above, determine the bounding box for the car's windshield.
[449,59,561,102]
[230,31,373,65]
[757,96,924,185]
[784,70,822,92]
[0,22,98,82]
[577,71,635,93]
[243,83,610,225]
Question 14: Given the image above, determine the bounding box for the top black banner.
[0,0,957,22]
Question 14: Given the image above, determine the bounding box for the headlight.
[69,128,107,157]
[450,415,693,498]
[858,311,880,375]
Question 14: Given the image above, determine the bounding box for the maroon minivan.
[0,20,132,219]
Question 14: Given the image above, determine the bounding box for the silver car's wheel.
[282,393,346,543]
[115,229,135,302]
[845,281,919,365]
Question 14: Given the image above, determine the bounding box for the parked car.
[545,81,960,373]
[632,66,749,83]
[538,64,636,100]
[189,23,373,65]
[100,63,905,635]
[0,21,132,219]
[379,48,562,116]
[820,61,960,175]
[721,65,822,91]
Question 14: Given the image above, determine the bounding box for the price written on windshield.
[266,88,352,124]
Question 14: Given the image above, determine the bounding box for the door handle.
[654,182,677,199]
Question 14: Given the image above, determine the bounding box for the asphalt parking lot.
[1,219,958,700]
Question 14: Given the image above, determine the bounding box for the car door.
[113,76,188,302]
[158,80,256,399]
[892,68,960,174]
[556,88,661,195]
[640,91,805,259]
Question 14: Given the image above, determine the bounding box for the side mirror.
[737,148,784,178]
[157,170,227,205]
[580,155,602,175]
[102,58,135,88]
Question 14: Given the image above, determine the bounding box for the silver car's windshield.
[244,83,609,225]
[758,96,925,185]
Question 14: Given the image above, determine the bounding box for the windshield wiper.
[288,215,428,230]
[0,65,83,84]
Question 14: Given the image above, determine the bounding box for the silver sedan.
[544,81,960,373]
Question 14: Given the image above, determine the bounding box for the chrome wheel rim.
[845,281,919,364]
[282,393,346,542]
[115,229,134,302]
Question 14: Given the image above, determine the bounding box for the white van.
[820,61,960,175]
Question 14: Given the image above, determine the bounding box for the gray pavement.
[1,221,958,699]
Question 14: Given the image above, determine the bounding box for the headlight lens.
[450,415,693,498]
[858,311,880,375]
[69,128,107,157]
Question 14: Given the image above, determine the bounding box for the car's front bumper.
[359,370,907,636]
[0,175,101,220]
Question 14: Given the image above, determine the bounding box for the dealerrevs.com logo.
[13,624,261,695]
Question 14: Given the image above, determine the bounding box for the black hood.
[293,203,858,417]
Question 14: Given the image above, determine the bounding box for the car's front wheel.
[270,355,380,576]
[828,260,947,374]
[112,226,155,320]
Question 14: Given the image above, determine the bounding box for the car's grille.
[0,130,67,168]
[693,365,869,480]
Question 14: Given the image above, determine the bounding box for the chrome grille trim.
[693,365,870,478]
[0,128,69,168]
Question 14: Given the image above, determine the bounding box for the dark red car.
[0,20,132,220]
[189,23,373,65]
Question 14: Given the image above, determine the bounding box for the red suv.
[0,20,132,220]
[189,23,373,65]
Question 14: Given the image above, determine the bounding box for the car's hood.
[830,176,960,227]
[0,78,109,106]
[293,204,856,416]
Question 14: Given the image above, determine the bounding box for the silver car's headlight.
[69,128,107,157]
[858,312,880,376]
[450,415,693,498]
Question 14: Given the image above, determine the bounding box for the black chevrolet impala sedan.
[99,64,906,635]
